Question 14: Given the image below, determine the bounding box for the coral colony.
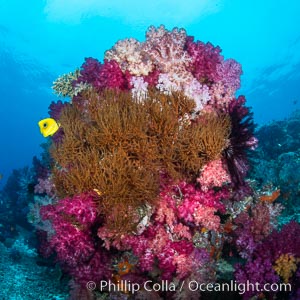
[30,26,300,299]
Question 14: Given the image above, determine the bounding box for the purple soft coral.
[48,100,70,120]
[216,58,243,92]
[235,221,300,299]
[235,257,279,299]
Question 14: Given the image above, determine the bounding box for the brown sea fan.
[50,88,231,234]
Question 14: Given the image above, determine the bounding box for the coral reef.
[250,110,300,224]
[19,25,299,299]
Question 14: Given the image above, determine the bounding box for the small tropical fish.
[38,118,60,137]
[259,189,280,203]
[0,173,2,180]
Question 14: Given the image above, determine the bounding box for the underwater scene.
[0,1,300,299]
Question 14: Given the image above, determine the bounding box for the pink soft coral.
[116,180,229,280]
[197,159,231,191]
[144,25,193,93]
[130,76,149,101]
[175,181,228,214]
[193,204,220,231]
[144,25,191,73]
[105,38,153,76]
[157,180,228,228]
[183,78,211,111]
[96,59,130,90]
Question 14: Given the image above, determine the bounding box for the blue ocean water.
[0,1,300,299]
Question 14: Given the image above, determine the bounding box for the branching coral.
[52,70,80,98]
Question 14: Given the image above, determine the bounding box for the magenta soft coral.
[74,57,130,92]
[40,193,98,265]
[156,180,229,229]
[235,257,279,299]
[123,227,198,280]
[254,221,300,261]
[39,192,112,283]
[116,180,229,280]
[76,57,102,86]
[97,59,131,90]
[175,181,229,214]
[55,193,98,226]
[186,36,223,83]
[69,249,111,285]
[45,220,96,267]
[48,100,70,120]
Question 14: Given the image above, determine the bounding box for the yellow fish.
[38,118,60,137]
